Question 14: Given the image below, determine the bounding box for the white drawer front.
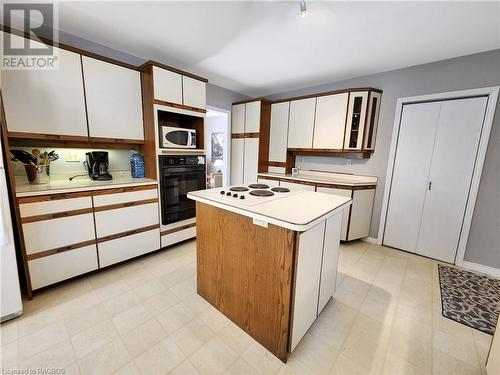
[161,226,196,248]
[93,187,157,207]
[98,229,160,267]
[19,196,92,217]
[23,213,96,255]
[279,181,316,191]
[29,245,98,289]
[95,203,159,238]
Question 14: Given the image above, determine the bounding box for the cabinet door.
[363,92,382,150]
[279,181,315,192]
[245,101,261,133]
[348,189,375,241]
[82,56,144,140]
[153,66,182,105]
[231,104,245,133]
[2,34,87,136]
[318,213,342,313]
[230,138,244,185]
[287,98,316,149]
[269,102,290,163]
[344,92,368,150]
[182,76,206,110]
[243,138,259,184]
[290,221,325,351]
[316,187,351,241]
[313,93,348,150]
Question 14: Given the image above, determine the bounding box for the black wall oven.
[159,155,206,225]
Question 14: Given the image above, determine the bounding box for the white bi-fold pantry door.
[384,96,488,262]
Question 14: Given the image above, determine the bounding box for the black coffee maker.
[85,152,112,181]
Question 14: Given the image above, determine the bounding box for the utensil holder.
[25,164,50,184]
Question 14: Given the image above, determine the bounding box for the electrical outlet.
[66,151,80,162]
[346,159,352,166]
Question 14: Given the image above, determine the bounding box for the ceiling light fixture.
[299,0,308,17]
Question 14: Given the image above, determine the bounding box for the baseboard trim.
[362,236,381,245]
[462,261,500,278]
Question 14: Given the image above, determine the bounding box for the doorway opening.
[205,107,230,188]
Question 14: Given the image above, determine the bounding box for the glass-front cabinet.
[363,91,382,150]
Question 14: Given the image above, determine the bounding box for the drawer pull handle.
[124,202,135,207]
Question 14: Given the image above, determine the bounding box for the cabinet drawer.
[279,181,316,191]
[93,186,157,207]
[161,226,196,248]
[98,229,160,267]
[95,203,159,238]
[23,213,96,255]
[29,245,98,289]
[19,196,93,218]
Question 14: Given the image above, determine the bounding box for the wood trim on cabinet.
[258,101,271,173]
[231,132,260,139]
[1,91,34,297]
[267,161,287,168]
[91,184,157,196]
[138,60,208,83]
[21,207,94,223]
[232,97,273,105]
[140,65,157,179]
[93,198,158,212]
[97,224,160,243]
[161,222,197,237]
[153,99,207,114]
[8,137,142,151]
[279,178,317,187]
[88,137,145,144]
[26,239,97,261]
[18,191,94,204]
[271,87,383,104]
[287,148,372,159]
[8,132,89,142]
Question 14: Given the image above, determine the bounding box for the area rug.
[438,264,500,335]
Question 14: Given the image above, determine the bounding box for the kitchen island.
[188,184,351,361]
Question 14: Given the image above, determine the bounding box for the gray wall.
[267,49,500,269]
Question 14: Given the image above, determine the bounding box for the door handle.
[428,181,432,191]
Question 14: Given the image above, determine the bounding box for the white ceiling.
[55,1,500,97]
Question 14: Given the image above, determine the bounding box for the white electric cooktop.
[205,183,302,207]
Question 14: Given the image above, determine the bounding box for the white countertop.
[258,172,377,187]
[15,176,158,197]
[188,187,352,231]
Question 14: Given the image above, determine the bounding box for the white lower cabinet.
[316,187,351,241]
[349,189,375,240]
[29,245,98,289]
[22,213,95,255]
[230,138,244,185]
[99,229,160,267]
[94,203,159,238]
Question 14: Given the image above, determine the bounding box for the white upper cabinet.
[269,102,290,163]
[231,104,245,133]
[82,56,144,140]
[2,33,87,136]
[313,93,348,150]
[182,76,206,110]
[153,66,182,105]
[245,101,261,133]
[344,91,368,150]
[287,98,316,149]
[363,91,382,150]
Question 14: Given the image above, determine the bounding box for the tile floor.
[0,240,492,374]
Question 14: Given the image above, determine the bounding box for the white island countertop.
[188,186,352,231]
[258,171,377,187]
[15,176,158,197]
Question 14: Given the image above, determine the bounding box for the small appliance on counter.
[10,149,59,184]
[160,126,196,149]
[130,152,145,178]
[84,151,112,181]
